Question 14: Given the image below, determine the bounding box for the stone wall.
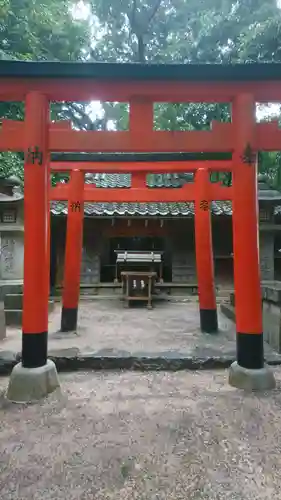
[80,220,102,284]
[0,232,24,280]
[225,285,281,353]
[168,220,197,283]
[0,200,24,282]
[80,248,100,284]
[262,285,281,352]
[259,231,274,281]
[169,218,234,284]
[172,252,197,283]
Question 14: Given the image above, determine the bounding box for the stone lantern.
[258,174,281,282]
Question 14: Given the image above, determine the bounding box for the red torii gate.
[1,60,279,400]
[50,160,233,334]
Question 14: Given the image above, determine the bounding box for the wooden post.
[195,167,218,333]
[22,92,49,368]
[231,94,264,369]
[61,169,84,331]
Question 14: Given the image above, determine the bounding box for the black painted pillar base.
[199,308,218,333]
[237,332,264,369]
[22,331,48,368]
[61,306,78,332]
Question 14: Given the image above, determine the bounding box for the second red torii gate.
[49,160,233,333]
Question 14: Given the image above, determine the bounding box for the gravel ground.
[0,369,281,499]
[1,301,278,360]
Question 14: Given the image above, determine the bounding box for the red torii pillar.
[195,167,218,333]
[47,158,51,297]
[61,170,84,332]
[7,92,59,402]
[21,93,50,366]
[229,93,275,389]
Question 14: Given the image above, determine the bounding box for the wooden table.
[121,271,157,309]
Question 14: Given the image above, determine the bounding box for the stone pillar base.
[6,359,60,403]
[229,361,276,391]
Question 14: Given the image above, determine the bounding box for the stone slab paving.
[0,300,281,372]
[0,369,281,499]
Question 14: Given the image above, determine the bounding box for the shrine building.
[0,172,280,294]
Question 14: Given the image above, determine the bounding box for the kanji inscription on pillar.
[241,143,256,166]
[199,200,209,211]
[25,146,43,166]
[71,201,81,212]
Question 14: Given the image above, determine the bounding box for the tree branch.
[130,0,138,32]
[68,102,95,130]
[146,0,162,28]
[137,35,145,62]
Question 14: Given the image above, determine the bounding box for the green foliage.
[154,103,230,131]
[87,0,281,188]
[0,152,24,181]
[89,0,281,64]
[259,151,281,189]
[51,172,70,186]
[0,0,91,181]
[0,0,90,61]
[2,0,281,187]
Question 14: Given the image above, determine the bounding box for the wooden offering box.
[121,271,157,309]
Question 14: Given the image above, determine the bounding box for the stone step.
[0,283,23,301]
[5,309,22,326]
[220,303,235,322]
[48,300,55,313]
[5,300,55,327]
[4,294,23,310]
[4,294,55,312]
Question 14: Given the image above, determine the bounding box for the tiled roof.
[51,200,233,217]
[50,173,281,217]
[51,172,232,216]
[85,172,194,188]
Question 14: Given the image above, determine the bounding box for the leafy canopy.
[1,0,281,185]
